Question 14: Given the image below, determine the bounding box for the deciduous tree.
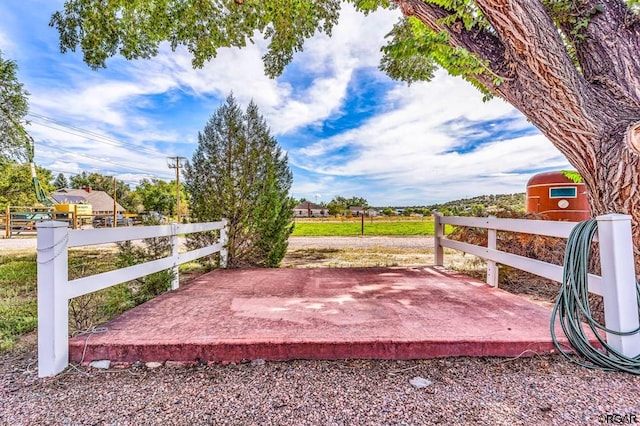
[0,162,54,207]
[0,51,29,162]
[184,94,295,267]
[50,1,640,257]
[134,178,176,215]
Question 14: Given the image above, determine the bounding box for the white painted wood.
[36,219,229,376]
[596,214,640,357]
[69,222,226,248]
[486,217,498,287]
[69,225,176,247]
[178,243,223,265]
[219,219,229,268]
[439,237,604,296]
[433,213,444,266]
[68,257,178,299]
[440,216,579,238]
[178,222,226,233]
[36,221,70,377]
[171,223,179,290]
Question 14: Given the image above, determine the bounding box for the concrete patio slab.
[69,266,581,364]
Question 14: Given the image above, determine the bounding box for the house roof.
[51,194,85,204]
[294,202,324,210]
[53,188,125,212]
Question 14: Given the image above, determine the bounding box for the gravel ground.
[0,236,433,251]
[3,235,640,424]
[0,237,37,251]
[2,348,639,425]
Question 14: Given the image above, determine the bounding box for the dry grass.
[281,247,435,268]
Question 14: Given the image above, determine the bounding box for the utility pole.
[167,156,186,223]
[113,176,117,228]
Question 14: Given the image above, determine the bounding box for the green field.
[291,218,450,236]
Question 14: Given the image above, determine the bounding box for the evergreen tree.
[184,94,295,268]
[52,172,68,189]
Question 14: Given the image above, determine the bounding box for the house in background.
[294,202,328,218]
[52,187,125,215]
[349,206,379,217]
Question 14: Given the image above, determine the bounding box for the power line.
[37,140,174,179]
[25,111,189,183]
[27,114,170,158]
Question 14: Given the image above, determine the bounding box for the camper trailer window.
[549,187,577,198]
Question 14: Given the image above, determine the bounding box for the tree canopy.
[0,162,54,207]
[0,51,29,163]
[134,178,184,216]
[327,195,369,216]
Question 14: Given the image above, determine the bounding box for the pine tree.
[52,172,68,189]
[184,94,295,268]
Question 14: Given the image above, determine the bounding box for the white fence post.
[220,219,229,268]
[596,213,640,358]
[433,212,444,266]
[170,223,179,290]
[36,221,70,377]
[486,217,498,287]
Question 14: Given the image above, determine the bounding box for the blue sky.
[0,1,572,207]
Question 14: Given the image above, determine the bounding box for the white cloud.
[291,70,570,204]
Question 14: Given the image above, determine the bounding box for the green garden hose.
[550,219,640,374]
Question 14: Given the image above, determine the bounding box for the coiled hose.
[550,219,640,374]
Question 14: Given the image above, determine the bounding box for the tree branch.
[391,0,510,95]
[558,0,640,106]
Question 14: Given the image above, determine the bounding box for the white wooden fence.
[36,220,228,377]
[433,213,640,358]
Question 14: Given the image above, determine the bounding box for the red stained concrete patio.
[69,266,578,364]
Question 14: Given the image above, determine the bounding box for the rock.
[89,360,111,370]
[251,358,266,367]
[409,376,433,389]
[145,362,163,369]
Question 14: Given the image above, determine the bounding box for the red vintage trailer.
[526,171,590,221]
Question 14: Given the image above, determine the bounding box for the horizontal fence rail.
[37,220,228,377]
[433,213,640,358]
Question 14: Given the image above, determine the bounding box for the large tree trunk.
[395,0,640,261]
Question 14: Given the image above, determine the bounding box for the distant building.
[52,187,125,215]
[349,206,378,217]
[293,202,328,218]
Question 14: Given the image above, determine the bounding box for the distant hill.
[424,193,526,216]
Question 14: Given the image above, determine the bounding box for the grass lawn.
[291,218,452,236]
[0,248,210,352]
[0,249,124,351]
